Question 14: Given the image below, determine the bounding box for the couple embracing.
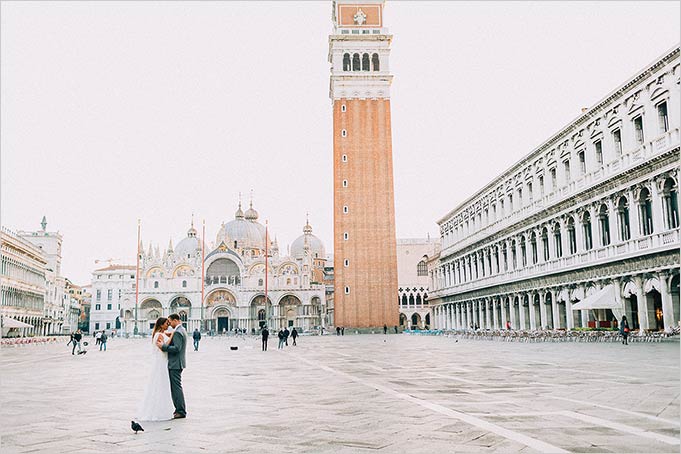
[138,314,188,421]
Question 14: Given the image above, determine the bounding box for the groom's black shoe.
[173,413,186,419]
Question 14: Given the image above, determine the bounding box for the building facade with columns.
[17,218,78,335]
[397,238,440,329]
[1,227,47,335]
[122,201,328,335]
[430,46,680,333]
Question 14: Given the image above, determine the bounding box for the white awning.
[571,285,621,310]
[1,317,34,328]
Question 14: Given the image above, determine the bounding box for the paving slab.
[1,335,679,453]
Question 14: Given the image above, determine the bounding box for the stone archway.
[212,306,232,334]
[279,295,302,329]
[250,295,272,331]
[140,299,162,332]
[411,313,422,329]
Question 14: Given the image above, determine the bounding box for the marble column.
[529,294,537,330]
[659,272,675,332]
[538,292,547,329]
[492,298,498,329]
[633,276,649,332]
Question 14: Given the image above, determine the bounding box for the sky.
[2,1,679,284]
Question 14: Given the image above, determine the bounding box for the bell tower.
[329,0,398,329]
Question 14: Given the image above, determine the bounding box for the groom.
[162,313,187,419]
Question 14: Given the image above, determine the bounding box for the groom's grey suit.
[162,325,187,416]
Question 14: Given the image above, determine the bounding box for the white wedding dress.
[137,332,175,421]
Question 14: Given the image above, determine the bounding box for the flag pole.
[134,219,140,335]
[201,219,206,332]
[265,220,269,329]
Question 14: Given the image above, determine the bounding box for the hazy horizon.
[2,1,679,284]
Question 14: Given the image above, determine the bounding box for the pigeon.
[131,421,144,434]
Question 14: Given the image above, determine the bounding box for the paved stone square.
[1,334,679,453]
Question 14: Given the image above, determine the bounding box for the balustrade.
[432,229,679,298]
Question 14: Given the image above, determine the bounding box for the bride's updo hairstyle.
[152,317,168,335]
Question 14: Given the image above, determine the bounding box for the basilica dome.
[290,218,325,259]
[216,202,266,250]
[175,223,201,258]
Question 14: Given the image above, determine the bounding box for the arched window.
[258,278,263,286]
[258,309,266,321]
[415,294,422,305]
[372,53,380,71]
[408,294,415,306]
[662,178,679,229]
[417,260,427,276]
[541,227,549,261]
[617,196,631,241]
[182,280,187,288]
[342,53,351,71]
[352,53,360,71]
[520,236,527,267]
[154,281,159,289]
[553,222,562,258]
[638,187,653,235]
[582,211,593,250]
[502,243,508,271]
[530,232,538,264]
[598,204,610,246]
[567,216,577,254]
[361,53,370,71]
[401,294,408,306]
[511,240,517,268]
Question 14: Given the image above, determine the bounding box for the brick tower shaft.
[329,0,398,329]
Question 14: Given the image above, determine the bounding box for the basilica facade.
[430,46,680,333]
[121,201,327,335]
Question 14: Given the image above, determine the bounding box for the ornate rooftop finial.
[40,216,47,231]
[168,238,174,252]
[235,195,245,219]
[303,213,313,235]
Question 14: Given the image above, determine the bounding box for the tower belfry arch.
[329,0,398,329]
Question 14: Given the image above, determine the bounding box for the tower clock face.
[353,9,366,26]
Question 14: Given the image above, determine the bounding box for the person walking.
[291,328,298,346]
[505,320,511,330]
[192,328,201,351]
[336,326,341,336]
[95,330,102,346]
[394,325,398,334]
[620,315,630,345]
[99,331,108,351]
[383,324,388,335]
[261,326,269,351]
[341,327,344,336]
[67,332,74,348]
[283,327,290,346]
[277,329,285,349]
[72,330,83,355]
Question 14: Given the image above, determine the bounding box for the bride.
[137,317,176,421]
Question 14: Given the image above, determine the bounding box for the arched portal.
[279,295,302,329]
[411,313,422,329]
[399,313,407,327]
[212,306,232,334]
[140,299,163,331]
[250,295,272,330]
